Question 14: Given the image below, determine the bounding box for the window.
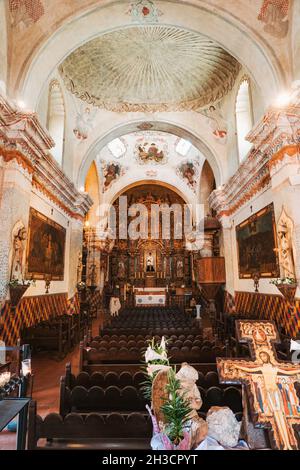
[108,138,126,158]
[47,81,65,165]
[176,138,192,156]
[235,79,253,162]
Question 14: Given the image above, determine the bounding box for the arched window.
[235,79,253,162]
[47,81,65,165]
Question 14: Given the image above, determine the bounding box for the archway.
[77,120,222,189]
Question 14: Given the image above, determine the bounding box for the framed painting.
[236,204,279,279]
[26,208,66,280]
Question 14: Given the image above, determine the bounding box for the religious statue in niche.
[146,252,155,272]
[73,104,97,141]
[10,222,27,282]
[200,104,227,144]
[136,142,167,165]
[177,161,198,192]
[176,259,184,278]
[258,0,290,38]
[275,208,296,279]
[117,259,126,279]
[102,162,123,192]
[217,320,300,450]
[9,0,45,30]
[127,0,163,24]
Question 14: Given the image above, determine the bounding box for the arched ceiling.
[18,1,285,109]
[77,120,223,188]
[59,25,241,112]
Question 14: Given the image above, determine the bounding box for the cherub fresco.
[73,104,97,141]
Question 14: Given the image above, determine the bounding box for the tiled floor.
[0,317,102,450]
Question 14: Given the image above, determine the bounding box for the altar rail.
[224,291,300,337]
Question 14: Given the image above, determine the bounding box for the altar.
[134,288,166,307]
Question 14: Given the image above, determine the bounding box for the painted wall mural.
[177,161,199,192]
[101,162,124,192]
[73,104,97,141]
[258,0,290,38]
[127,0,163,23]
[9,0,45,29]
[136,141,168,165]
[26,208,66,280]
[200,104,228,144]
[236,204,280,279]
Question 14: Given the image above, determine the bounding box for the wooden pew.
[28,401,152,450]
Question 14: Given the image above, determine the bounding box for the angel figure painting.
[73,104,97,141]
[102,162,122,191]
[177,162,197,192]
[201,105,228,144]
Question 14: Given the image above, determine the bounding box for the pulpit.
[197,257,226,321]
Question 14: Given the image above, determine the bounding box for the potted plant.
[8,279,33,311]
[270,277,298,304]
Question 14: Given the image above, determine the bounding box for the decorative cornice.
[268,144,299,170]
[0,93,93,219]
[0,147,34,175]
[210,104,300,218]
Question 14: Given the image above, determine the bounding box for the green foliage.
[160,368,192,446]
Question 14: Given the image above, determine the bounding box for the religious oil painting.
[26,208,66,280]
[236,204,279,278]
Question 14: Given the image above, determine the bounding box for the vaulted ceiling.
[59,25,241,113]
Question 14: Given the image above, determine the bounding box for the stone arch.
[77,119,222,190]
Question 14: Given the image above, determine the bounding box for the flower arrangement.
[8,278,34,288]
[270,277,297,286]
[141,336,169,401]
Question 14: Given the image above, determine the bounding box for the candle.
[0,372,11,387]
[21,359,32,377]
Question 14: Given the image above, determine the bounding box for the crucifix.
[217,320,300,450]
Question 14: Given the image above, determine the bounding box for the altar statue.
[146,252,155,272]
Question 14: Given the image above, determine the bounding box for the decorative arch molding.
[77,119,222,189]
[110,180,190,208]
[18,1,285,110]
[235,76,254,162]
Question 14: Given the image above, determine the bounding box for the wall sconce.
[45,275,52,294]
[252,272,260,293]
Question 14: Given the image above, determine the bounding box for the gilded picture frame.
[26,208,66,280]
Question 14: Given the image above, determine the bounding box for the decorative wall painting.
[177,161,198,192]
[135,139,168,165]
[258,0,290,38]
[26,208,66,280]
[236,204,279,278]
[127,0,162,23]
[102,162,124,191]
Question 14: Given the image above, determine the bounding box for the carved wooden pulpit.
[217,320,300,450]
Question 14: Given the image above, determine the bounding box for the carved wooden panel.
[197,257,226,284]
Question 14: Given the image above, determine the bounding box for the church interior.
[1,0,300,454]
